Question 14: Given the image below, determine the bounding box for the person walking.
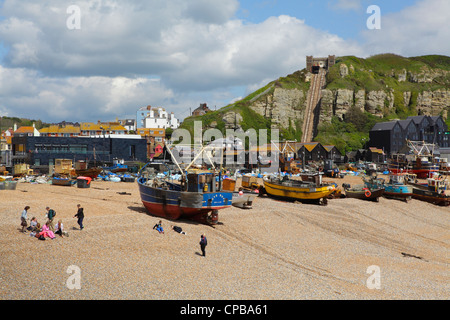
[74,204,84,230]
[20,206,30,233]
[46,207,56,231]
[199,234,207,257]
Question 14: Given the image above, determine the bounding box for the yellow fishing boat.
[263,174,335,205]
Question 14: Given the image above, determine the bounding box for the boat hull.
[345,188,384,201]
[137,177,232,223]
[75,167,102,178]
[383,184,413,200]
[411,188,450,206]
[52,178,75,186]
[263,178,334,203]
[232,191,258,209]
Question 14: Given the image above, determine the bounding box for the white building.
[137,106,180,129]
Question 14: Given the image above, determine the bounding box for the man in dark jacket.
[199,234,207,257]
[74,204,84,230]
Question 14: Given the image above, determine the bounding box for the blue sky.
[236,0,419,39]
[0,0,447,123]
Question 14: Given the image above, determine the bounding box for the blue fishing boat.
[104,159,128,173]
[137,146,233,225]
[52,177,76,186]
[363,173,413,202]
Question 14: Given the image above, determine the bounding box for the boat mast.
[164,142,185,175]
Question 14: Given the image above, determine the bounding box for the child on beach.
[20,206,30,233]
[31,223,41,238]
[153,220,164,234]
[27,217,37,231]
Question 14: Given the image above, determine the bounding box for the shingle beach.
[0,175,448,300]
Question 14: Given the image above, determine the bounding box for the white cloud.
[361,0,450,56]
[0,65,181,121]
[2,0,446,124]
[0,0,367,123]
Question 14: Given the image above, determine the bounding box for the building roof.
[136,128,165,137]
[298,142,321,152]
[370,121,399,131]
[40,125,81,134]
[80,122,126,131]
[407,115,429,125]
[323,145,337,152]
[369,147,384,154]
[15,126,34,133]
[397,119,413,129]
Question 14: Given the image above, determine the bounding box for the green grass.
[179,53,449,152]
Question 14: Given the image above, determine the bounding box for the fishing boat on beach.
[231,189,259,209]
[73,160,102,178]
[222,177,259,209]
[408,173,450,206]
[137,145,233,224]
[104,158,128,173]
[263,173,335,205]
[388,141,439,179]
[51,176,76,186]
[342,184,384,202]
[363,173,413,202]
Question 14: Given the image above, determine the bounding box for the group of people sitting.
[20,206,68,240]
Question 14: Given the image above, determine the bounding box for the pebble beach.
[0,175,449,300]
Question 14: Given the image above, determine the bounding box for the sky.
[0,0,449,124]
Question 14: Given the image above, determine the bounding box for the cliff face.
[319,88,449,122]
[250,87,306,129]
[246,54,450,130]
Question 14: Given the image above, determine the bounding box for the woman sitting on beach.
[30,222,41,237]
[27,217,38,232]
[39,221,56,239]
[54,220,67,237]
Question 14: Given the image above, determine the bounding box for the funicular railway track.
[301,68,326,143]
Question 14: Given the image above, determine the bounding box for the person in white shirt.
[54,220,68,237]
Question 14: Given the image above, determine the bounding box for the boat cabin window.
[187,173,214,192]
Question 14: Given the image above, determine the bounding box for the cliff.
[320,54,449,122]
[180,54,450,149]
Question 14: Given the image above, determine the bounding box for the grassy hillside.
[180,54,449,153]
[179,69,310,143]
[0,116,46,132]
